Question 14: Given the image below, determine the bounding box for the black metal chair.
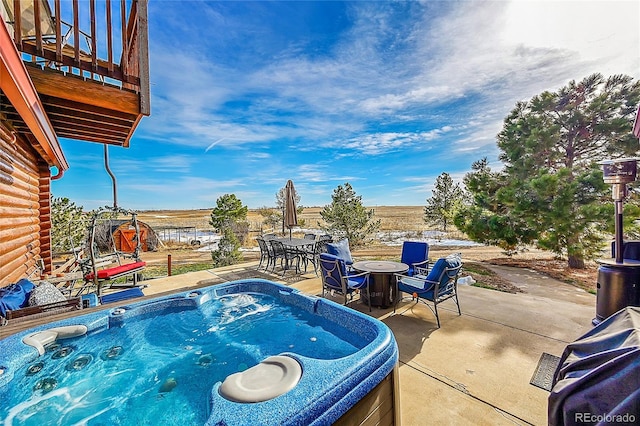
[302,234,333,276]
[256,237,274,271]
[269,240,302,276]
[316,235,332,256]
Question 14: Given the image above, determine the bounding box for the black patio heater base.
[593,258,640,326]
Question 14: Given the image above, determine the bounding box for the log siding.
[0,122,48,286]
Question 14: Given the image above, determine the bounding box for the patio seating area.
[256,233,334,277]
[1,258,597,425]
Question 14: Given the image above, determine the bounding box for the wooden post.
[167,253,172,276]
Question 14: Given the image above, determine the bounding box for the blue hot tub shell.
[0,279,399,426]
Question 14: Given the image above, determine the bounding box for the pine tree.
[51,196,87,253]
[455,74,640,268]
[320,183,380,247]
[210,194,248,266]
[424,172,465,232]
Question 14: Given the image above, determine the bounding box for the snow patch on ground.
[376,230,482,247]
[289,228,482,247]
[159,227,480,253]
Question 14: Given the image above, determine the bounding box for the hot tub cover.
[548,306,640,426]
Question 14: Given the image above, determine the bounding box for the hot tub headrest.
[219,355,302,403]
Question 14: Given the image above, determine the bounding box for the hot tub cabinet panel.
[0,279,399,426]
[334,365,401,426]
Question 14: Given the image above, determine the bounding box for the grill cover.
[548,307,640,425]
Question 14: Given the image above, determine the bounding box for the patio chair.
[256,237,274,271]
[300,235,333,276]
[326,239,354,269]
[319,253,371,311]
[1,279,83,322]
[299,233,316,272]
[400,241,430,276]
[299,238,320,276]
[316,235,332,254]
[394,254,462,327]
[269,240,302,276]
[75,207,146,296]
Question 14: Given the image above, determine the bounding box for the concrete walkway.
[136,261,596,426]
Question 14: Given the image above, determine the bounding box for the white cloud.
[502,0,639,76]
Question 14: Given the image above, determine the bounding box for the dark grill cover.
[548,307,640,425]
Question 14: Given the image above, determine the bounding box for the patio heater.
[594,158,640,325]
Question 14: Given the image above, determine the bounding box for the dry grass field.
[137,209,213,230]
[137,206,427,232]
[135,206,599,293]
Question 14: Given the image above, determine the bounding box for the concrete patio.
[1,260,597,425]
[135,260,596,426]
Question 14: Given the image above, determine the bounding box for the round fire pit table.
[352,260,408,308]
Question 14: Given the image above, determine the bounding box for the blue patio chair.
[394,254,462,327]
[326,239,354,268]
[319,253,371,311]
[400,241,430,276]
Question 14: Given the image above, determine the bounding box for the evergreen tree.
[455,74,640,268]
[211,227,242,266]
[51,196,87,253]
[209,194,248,266]
[424,172,465,232]
[320,183,380,247]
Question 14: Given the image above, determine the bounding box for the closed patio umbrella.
[285,180,298,239]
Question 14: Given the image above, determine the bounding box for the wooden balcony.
[0,0,150,147]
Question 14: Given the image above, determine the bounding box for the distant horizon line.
[133,205,425,212]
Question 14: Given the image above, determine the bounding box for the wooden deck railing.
[4,0,148,103]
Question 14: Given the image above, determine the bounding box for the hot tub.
[0,280,399,425]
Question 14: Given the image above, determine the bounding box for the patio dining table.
[274,237,316,248]
[272,237,316,275]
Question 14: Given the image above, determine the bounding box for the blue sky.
[51,0,640,210]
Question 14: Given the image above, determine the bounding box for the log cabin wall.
[0,121,48,287]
